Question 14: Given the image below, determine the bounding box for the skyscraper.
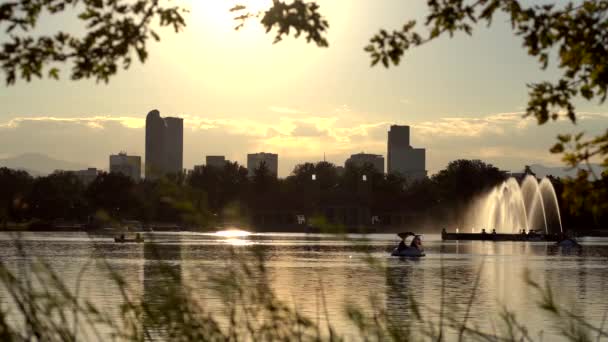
[387,125,426,181]
[145,110,183,179]
[164,117,183,175]
[247,152,278,177]
[206,155,226,169]
[110,152,141,181]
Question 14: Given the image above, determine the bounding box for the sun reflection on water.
[222,238,254,246]
[214,229,251,238]
[214,229,252,245]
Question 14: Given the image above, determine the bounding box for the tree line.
[0,159,604,231]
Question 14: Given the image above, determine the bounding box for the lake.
[0,231,607,341]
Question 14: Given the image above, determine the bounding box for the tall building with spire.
[387,125,426,181]
[145,110,183,179]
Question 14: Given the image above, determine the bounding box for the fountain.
[467,175,563,234]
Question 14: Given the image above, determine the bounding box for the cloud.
[0,109,606,175]
[268,106,308,115]
[0,116,145,130]
[291,123,326,137]
[411,112,529,139]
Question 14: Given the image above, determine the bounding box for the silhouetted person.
[410,236,422,250]
[481,228,487,235]
[397,239,407,251]
[492,229,497,235]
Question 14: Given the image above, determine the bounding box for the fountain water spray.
[467,175,563,234]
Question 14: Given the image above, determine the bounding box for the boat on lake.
[391,232,425,257]
[114,234,144,243]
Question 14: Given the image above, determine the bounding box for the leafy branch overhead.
[0,0,186,84]
[231,0,329,47]
[363,1,608,127]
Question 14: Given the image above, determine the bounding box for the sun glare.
[214,229,251,238]
[189,0,272,32]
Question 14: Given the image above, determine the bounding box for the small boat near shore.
[441,229,562,242]
[114,234,144,243]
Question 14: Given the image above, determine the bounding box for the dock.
[441,231,561,242]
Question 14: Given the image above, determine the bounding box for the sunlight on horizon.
[214,229,251,238]
[158,0,350,102]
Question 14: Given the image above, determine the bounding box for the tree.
[28,171,86,221]
[251,161,277,194]
[0,0,186,84]
[86,172,138,220]
[0,167,32,226]
[431,159,506,212]
[187,161,249,215]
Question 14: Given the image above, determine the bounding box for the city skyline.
[0,113,603,177]
[1,2,607,177]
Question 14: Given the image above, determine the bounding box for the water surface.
[0,232,607,340]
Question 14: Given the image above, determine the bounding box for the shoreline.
[2,225,608,237]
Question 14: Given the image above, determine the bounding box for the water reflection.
[143,237,183,338]
[385,259,423,323]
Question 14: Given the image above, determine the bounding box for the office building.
[247,152,278,177]
[145,110,183,179]
[74,168,98,185]
[345,153,385,173]
[110,152,141,182]
[206,155,226,169]
[387,125,427,181]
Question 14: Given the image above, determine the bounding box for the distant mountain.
[0,153,90,176]
[526,163,604,179]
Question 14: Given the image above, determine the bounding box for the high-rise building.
[247,152,278,177]
[387,125,427,181]
[345,153,385,173]
[164,117,183,175]
[145,110,183,179]
[74,168,98,185]
[206,155,226,169]
[110,152,141,182]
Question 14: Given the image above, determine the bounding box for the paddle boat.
[114,233,144,243]
[391,232,425,257]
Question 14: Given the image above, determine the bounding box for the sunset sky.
[1,0,607,176]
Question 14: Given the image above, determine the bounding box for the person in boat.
[481,228,487,235]
[410,235,422,250]
[492,229,497,235]
[397,238,407,251]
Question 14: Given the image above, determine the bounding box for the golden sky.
[1,1,607,175]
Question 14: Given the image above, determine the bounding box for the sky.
[1,0,607,176]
